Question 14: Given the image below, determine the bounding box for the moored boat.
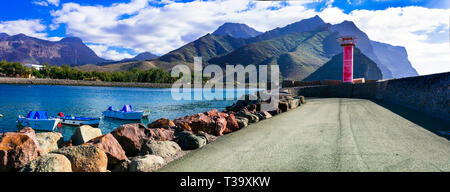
[102,105,149,120]
[57,112,100,126]
[17,111,62,131]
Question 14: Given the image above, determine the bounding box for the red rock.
[148,128,175,141]
[225,113,239,132]
[0,128,42,171]
[173,120,192,132]
[174,109,245,136]
[111,123,149,157]
[85,133,128,165]
[148,118,176,129]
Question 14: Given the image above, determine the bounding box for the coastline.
[0,77,173,88]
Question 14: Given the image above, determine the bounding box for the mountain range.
[0,15,418,80]
[0,34,105,66]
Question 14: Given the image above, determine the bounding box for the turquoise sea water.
[0,84,255,140]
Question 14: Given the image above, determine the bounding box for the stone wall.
[0,77,172,88]
[284,72,450,121]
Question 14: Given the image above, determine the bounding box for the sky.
[0,0,448,75]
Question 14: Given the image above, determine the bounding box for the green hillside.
[209,26,342,80]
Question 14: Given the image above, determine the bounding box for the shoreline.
[0,77,173,88]
[0,77,260,89]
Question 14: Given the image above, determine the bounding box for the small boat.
[17,111,62,131]
[57,112,100,127]
[102,105,149,120]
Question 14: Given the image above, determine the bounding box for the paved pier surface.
[159,98,450,172]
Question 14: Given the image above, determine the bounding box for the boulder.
[174,109,230,136]
[52,145,108,172]
[197,131,217,143]
[111,123,149,157]
[256,111,272,120]
[148,128,175,141]
[128,155,164,172]
[19,153,72,172]
[236,110,259,124]
[278,101,289,112]
[295,95,306,104]
[173,120,192,132]
[141,140,181,158]
[71,125,102,146]
[225,113,240,132]
[287,98,300,109]
[148,118,176,129]
[226,94,259,112]
[0,128,42,172]
[36,132,63,155]
[111,159,131,172]
[235,116,249,128]
[85,133,127,165]
[175,131,207,150]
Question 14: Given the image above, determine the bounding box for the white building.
[24,64,43,70]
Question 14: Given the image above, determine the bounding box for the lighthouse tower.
[339,37,357,83]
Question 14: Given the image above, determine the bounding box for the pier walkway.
[160,98,450,172]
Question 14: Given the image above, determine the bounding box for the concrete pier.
[160,98,449,172]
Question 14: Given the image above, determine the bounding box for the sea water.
[0,84,256,140]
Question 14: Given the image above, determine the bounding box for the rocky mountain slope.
[212,22,262,38]
[0,33,105,66]
[371,41,418,78]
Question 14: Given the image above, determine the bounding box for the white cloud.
[33,0,60,7]
[50,0,317,59]
[0,19,47,38]
[0,19,63,41]
[87,44,134,60]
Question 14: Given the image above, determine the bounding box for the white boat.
[102,105,149,120]
[17,111,62,131]
[57,112,101,127]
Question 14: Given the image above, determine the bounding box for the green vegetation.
[209,29,342,80]
[0,60,177,83]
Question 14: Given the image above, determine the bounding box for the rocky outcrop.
[85,133,127,165]
[111,123,149,157]
[197,131,217,144]
[148,118,176,129]
[174,109,236,136]
[128,155,164,172]
[71,125,102,146]
[235,110,259,124]
[36,132,63,154]
[175,131,207,150]
[141,140,181,158]
[147,128,176,141]
[52,145,108,172]
[235,116,249,128]
[0,127,42,172]
[19,153,72,172]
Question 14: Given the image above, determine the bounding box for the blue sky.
[0,0,449,74]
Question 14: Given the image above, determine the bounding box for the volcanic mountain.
[0,33,106,66]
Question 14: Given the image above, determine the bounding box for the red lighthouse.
[340,37,357,83]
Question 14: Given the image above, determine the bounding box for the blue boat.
[17,111,62,131]
[102,105,149,120]
[57,112,101,127]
